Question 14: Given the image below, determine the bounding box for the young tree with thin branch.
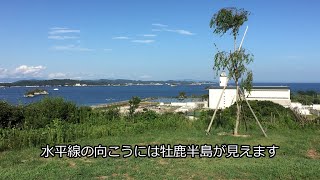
[210,7,254,135]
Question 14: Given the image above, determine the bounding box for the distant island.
[24,89,49,97]
[0,79,214,87]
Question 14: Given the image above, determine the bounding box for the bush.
[0,101,24,128]
[134,110,158,122]
[23,97,78,129]
[196,101,302,133]
[1,97,319,151]
[76,106,93,123]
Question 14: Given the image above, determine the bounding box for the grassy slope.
[0,128,319,179]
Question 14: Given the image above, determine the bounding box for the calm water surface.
[0,83,319,106]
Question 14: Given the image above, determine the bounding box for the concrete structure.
[219,71,228,87]
[171,102,199,108]
[290,102,303,109]
[291,102,320,116]
[158,101,207,113]
[208,72,291,109]
[310,109,320,116]
[312,104,320,110]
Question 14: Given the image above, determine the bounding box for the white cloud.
[152,23,168,27]
[131,40,155,44]
[51,44,93,51]
[164,28,195,35]
[151,23,195,35]
[49,27,80,34]
[50,27,69,30]
[14,65,46,76]
[48,72,67,79]
[103,48,112,51]
[0,68,8,78]
[112,36,130,40]
[151,29,162,32]
[48,35,79,40]
[0,68,8,74]
[142,34,157,37]
[139,75,152,79]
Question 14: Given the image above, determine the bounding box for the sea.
[0,83,319,106]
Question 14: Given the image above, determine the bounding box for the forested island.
[24,89,49,97]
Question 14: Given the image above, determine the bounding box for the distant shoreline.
[0,79,215,87]
[90,97,157,108]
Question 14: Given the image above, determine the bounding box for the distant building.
[208,72,291,109]
[291,102,320,116]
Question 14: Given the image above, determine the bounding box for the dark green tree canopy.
[129,96,141,117]
[210,7,250,38]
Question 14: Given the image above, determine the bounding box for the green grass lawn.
[1,128,319,179]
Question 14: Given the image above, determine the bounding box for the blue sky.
[0,0,319,82]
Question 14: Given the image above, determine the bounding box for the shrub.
[197,100,301,133]
[23,97,77,129]
[0,101,24,128]
[128,96,141,117]
[134,110,158,122]
[76,106,93,123]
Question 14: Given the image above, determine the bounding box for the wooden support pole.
[239,88,268,138]
[206,85,227,135]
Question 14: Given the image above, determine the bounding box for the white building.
[208,72,291,109]
[291,102,320,116]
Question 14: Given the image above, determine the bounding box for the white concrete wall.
[291,102,302,109]
[209,88,291,109]
[245,89,290,100]
[220,77,228,87]
[170,102,200,108]
[209,89,236,109]
[299,109,310,115]
[312,104,320,110]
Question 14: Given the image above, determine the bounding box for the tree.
[201,94,209,101]
[129,96,141,117]
[0,101,24,128]
[210,7,253,135]
[178,91,187,100]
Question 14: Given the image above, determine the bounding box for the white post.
[206,85,227,134]
[239,88,268,137]
[238,26,248,51]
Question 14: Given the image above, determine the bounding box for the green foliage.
[201,94,209,101]
[104,106,120,120]
[24,88,48,96]
[240,70,253,92]
[297,90,318,96]
[76,106,93,123]
[210,7,250,38]
[224,101,298,130]
[210,7,254,135]
[210,7,253,90]
[128,96,141,117]
[0,108,191,151]
[178,91,187,99]
[23,97,78,129]
[134,110,159,122]
[214,48,254,86]
[1,97,319,151]
[1,128,320,179]
[0,101,24,128]
[291,91,320,105]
